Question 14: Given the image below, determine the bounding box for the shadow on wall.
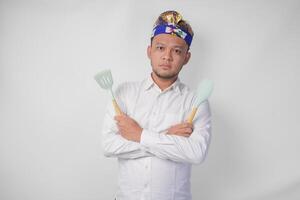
[181,31,211,90]
[245,180,300,200]
[192,99,252,199]
[185,30,255,199]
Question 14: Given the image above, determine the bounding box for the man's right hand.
[166,122,193,137]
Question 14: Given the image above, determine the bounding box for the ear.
[183,51,191,65]
[147,45,152,59]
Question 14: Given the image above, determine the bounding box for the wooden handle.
[112,99,122,115]
[187,107,198,123]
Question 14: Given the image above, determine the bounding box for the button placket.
[143,158,151,199]
[151,93,160,117]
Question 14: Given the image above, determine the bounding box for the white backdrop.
[1,0,300,200]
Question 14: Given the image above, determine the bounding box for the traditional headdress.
[151,11,193,47]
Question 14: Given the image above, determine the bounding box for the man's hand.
[114,114,143,142]
[166,122,193,137]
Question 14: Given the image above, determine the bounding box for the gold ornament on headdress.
[160,11,182,25]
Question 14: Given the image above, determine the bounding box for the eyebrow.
[155,43,185,49]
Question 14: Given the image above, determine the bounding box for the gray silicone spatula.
[187,79,214,123]
[94,69,122,115]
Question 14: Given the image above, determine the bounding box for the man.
[101,10,211,200]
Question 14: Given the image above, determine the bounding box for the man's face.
[147,34,191,80]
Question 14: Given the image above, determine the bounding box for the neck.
[151,72,177,91]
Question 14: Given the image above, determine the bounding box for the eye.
[174,49,182,55]
[156,45,164,51]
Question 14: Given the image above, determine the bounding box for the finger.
[116,118,122,124]
[118,122,125,127]
[178,133,190,137]
[177,123,192,129]
[182,134,191,137]
[166,129,177,135]
[168,132,190,137]
[175,128,192,135]
[183,122,193,128]
[167,127,185,135]
[173,127,192,135]
[118,127,125,133]
[165,131,174,135]
[116,123,122,130]
[116,114,128,119]
[114,116,122,121]
[185,127,193,134]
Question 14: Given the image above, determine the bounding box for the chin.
[156,72,177,80]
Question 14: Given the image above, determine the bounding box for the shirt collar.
[143,73,182,94]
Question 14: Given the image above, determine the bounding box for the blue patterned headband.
[151,23,193,47]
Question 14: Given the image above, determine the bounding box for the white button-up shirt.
[101,74,212,200]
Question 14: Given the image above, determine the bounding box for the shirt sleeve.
[140,100,212,164]
[101,84,154,159]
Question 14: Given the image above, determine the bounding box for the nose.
[162,48,172,61]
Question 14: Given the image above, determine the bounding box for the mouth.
[159,64,171,69]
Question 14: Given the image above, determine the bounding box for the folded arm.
[101,104,154,159]
[139,101,212,164]
[101,83,154,159]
